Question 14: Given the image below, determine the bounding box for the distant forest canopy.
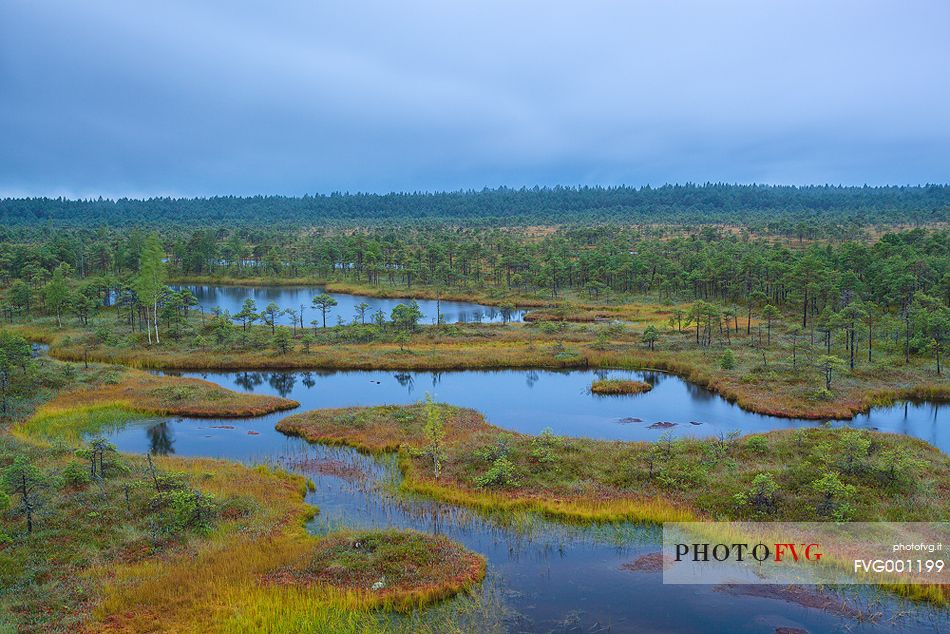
[1,184,948,230]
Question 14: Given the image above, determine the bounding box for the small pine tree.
[422,394,446,478]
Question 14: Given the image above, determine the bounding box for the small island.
[590,379,653,396]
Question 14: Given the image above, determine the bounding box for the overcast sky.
[1,1,948,198]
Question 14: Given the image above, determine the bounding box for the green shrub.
[62,461,91,488]
[530,428,562,464]
[719,349,736,370]
[744,435,768,453]
[734,472,778,516]
[474,457,520,488]
[812,471,856,521]
[152,489,217,535]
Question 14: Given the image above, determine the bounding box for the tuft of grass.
[590,378,652,395]
[262,529,486,612]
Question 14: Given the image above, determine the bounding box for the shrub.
[656,459,706,491]
[591,331,610,350]
[151,489,217,535]
[474,457,520,488]
[744,435,768,453]
[62,460,91,488]
[530,427,562,464]
[811,471,856,521]
[538,322,560,335]
[734,472,778,516]
[719,349,736,370]
[876,449,926,489]
[474,433,514,463]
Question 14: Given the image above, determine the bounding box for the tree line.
[1,183,947,229]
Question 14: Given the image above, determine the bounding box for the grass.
[590,378,652,395]
[277,403,950,525]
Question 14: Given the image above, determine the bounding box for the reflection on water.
[147,421,175,455]
[98,368,949,633]
[158,368,948,451]
[165,284,525,325]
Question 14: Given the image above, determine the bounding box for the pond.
[97,368,949,632]
[167,284,525,325]
[130,368,948,451]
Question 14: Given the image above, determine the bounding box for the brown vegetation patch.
[620,552,673,573]
[283,456,368,482]
[262,530,485,610]
[713,584,864,620]
[45,371,298,418]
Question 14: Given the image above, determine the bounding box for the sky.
[1,0,949,198]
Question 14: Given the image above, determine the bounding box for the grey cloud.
[1,0,948,197]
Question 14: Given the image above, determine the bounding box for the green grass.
[16,402,146,443]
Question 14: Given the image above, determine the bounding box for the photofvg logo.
[662,522,950,586]
[674,542,823,564]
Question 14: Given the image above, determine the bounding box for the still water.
[128,368,947,451]
[168,284,525,325]
[100,368,948,633]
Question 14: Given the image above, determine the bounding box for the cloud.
[1,0,948,197]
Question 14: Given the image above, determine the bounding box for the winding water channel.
[97,368,949,633]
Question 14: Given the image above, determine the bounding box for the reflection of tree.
[301,372,316,389]
[525,371,539,388]
[268,372,297,398]
[430,372,442,388]
[394,373,414,393]
[235,371,264,392]
[148,421,175,455]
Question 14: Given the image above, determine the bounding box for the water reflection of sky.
[146,368,947,451]
[172,284,525,325]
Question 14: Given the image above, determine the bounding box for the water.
[125,368,948,451]
[167,284,525,325]
[99,369,949,633]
